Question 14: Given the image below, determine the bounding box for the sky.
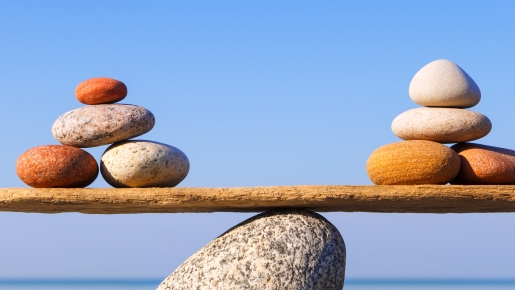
[1,0,515,280]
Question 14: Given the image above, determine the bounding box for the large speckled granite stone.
[157,210,346,290]
[101,140,189,188]
[52,104,155,147]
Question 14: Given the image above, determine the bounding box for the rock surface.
[409,59,481,108]
[101,140,189,188]
[157,210,346,290]
[75,77,127,105]
[16,145,98,188]
[367,140,461,185]
[391,108,491,143]
[451,143,515,185]
[52,104,155,147]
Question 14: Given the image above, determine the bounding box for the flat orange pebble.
[75,77,127,105]
[451,143,515,184]
[16,145,98,188]
[367,140,461,185]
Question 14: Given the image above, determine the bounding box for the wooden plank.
[1,185,515,214]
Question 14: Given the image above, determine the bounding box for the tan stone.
[367,140,460,185]
[1,185,515,213]
[451,143,515,185]
[392,108,491,143]
[101,140,189,188]
[409,59,481,108]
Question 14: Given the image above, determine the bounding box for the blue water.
[1,279,514,289]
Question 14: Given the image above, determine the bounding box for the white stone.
[100,140,189,188]
[392,108,491,143]
[157,210,346,290]
[409,59,481,108]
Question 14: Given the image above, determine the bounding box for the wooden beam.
[1,185,515,214]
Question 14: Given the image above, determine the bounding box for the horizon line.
[1,278,515,286]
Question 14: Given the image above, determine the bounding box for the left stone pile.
[16,77,189,188]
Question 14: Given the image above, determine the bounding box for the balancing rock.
[451,143,515,185]
[392,108,491,143]
[16,145,98,188]
[409,59,481,108]
[75,77,127,105]
[52,104,155,148]
[367,140,461,185]
[157,210,346,290]
[101,140,189,188]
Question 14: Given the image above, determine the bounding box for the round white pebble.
[100,140,189,188]
[409,59,481,108]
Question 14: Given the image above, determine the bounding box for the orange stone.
[367,140,461,185]
[75,77,127,105]
[451,143,515,185]
[16,145,98,188]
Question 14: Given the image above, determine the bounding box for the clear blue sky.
[1,0,515,279]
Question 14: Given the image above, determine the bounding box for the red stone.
[16,145,98,188]
[451,143,515,185]
[75,77,127,105]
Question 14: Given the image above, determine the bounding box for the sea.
[0,278,514,289]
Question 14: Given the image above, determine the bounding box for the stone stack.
[367,59,515,185]
[16,77,189,188]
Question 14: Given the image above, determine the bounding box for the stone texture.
[2,186,515,214]
[52,104,155,148]
[451,143,515,185]
[16,145,98,188]
[101,140,189,188]
[157,210,346,290]
[367,140,461,185]
[409,59,481,108]
[75,77,127,105]
[391,108,491,143]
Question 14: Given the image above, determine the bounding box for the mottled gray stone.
[101,140,189,188]
[52,104,155,147]
[157,210,346,290]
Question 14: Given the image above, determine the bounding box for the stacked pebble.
[17,77,189,188]
[366,59,509,185]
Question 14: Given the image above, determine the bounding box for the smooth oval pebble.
[100,140,189,188]
[16,145,98,188]
[75,77,127,105]
[157,210,346,290]
[367,140,461,185]
[451,143,515,185]
[52,104,155,148]
[409,59,481,108]
[392,108,492,143]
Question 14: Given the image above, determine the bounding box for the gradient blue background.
[1,0,514,281]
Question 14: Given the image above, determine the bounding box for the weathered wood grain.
[1,185,515,214]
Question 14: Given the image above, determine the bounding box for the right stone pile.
[367,59,515,185]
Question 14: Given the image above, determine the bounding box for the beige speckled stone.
[367,140,461,185]
[392,108,491,143]
[52,104,155,148]
[157,210,346,290]
[409,59,481,108]
[451,143,515,185]
[101,140,189,188]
